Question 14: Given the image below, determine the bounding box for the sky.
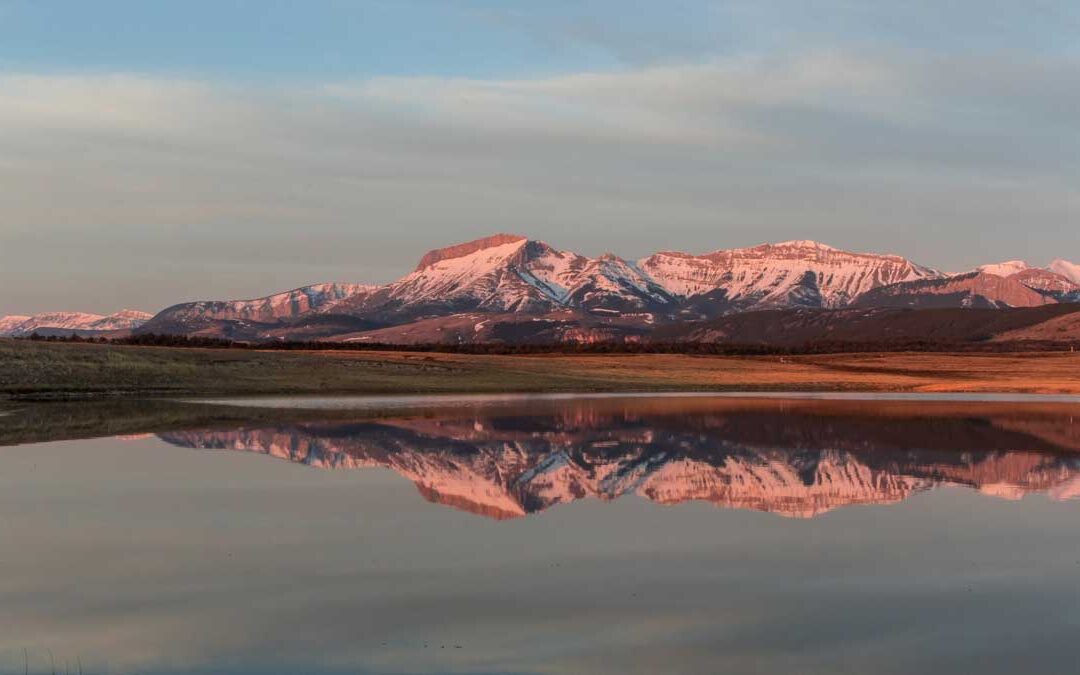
[0,0,1077,314]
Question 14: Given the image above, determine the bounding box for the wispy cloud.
[0,48,1077,312]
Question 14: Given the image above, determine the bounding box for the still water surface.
[1,394,1079,674]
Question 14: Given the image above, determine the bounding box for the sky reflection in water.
[1,395,1079,674]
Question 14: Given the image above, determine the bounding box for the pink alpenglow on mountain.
[41,234,1079,344]
[0,315,31,335]
[976,260,1031,277]
[639,240,940,309]
[151,283,377,325]
[854,272,1056,309]
[0,310,153,337]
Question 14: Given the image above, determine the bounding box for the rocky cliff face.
[641,240,941,311]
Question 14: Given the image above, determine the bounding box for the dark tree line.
[19,331,1080,355]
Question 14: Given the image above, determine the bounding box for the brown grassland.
[2,338,1079,401]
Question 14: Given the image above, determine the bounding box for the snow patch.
[976,260,1030,277]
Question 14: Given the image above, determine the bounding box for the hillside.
[658,304,1080,346]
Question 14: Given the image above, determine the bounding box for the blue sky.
[0,1,1077,313]
[2,1,726,78]
[5,1,1077,77]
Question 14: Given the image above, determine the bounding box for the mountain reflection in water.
[156,398,1080,519]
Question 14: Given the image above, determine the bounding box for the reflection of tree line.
[158,409,1080,520]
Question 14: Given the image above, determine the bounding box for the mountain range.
[0,310,152,338]
[3,235,1078,343]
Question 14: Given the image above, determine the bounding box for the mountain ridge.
[6,234,1077,343]
[139,234,957,339]
[0,310,153,337]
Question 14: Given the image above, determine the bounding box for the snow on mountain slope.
[562,254,675,311]
[970,261,1079,301]
[1008,268,1080,301]
[141,282,376,333]
[0,310,152,336]
[1050,259,1080,285]
[640,240,940,310]
[518,241,593,303]
[382,235,559,312]
[977,260,1030,277]
[35,234,1070,343]
[337,234,675,321]
[0,315,31,335]
[11,312,105,333]
[87,310,154,330]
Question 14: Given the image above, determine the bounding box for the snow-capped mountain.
[639,240,942,312]
[140,234,953,339]
[375,235,584,315]
[334,234,674,321]
[21,233,1065,344]
[1009,268,1080,301]
[561,254,675,312]
[0,315,30,335]
[141,282,376,336]
[0,310,152,337]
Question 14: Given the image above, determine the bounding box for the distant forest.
[18,332,1080,355]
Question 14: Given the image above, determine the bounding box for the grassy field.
[2,338,1080,401]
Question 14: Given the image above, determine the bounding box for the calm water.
[2,394,1080,674]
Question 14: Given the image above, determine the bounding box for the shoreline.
[4,392,1080,450]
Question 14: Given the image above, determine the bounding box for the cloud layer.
[1,48,1077,313]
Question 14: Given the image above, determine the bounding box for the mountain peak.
[0,310,153,336]
[770,240,839,251]
[415,234,528,271]
[976,260,1029,277]
[37,234,1075,344]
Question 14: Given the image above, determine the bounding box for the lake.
[2,394,1079,674]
